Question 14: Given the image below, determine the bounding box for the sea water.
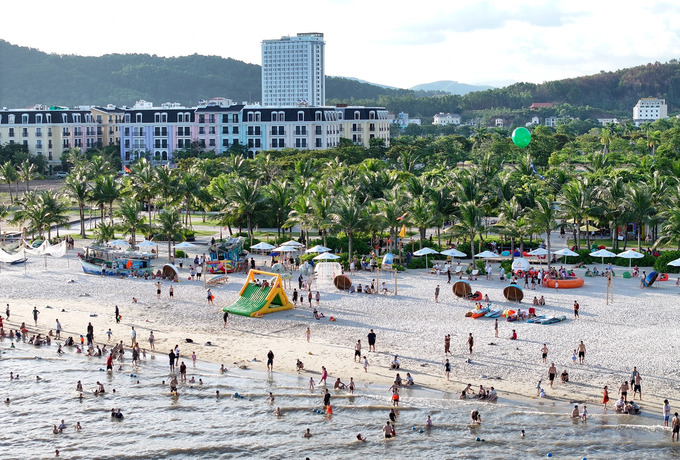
[0,340,676,459]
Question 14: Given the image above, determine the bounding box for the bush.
[175,249,186,258]
[183,229,196,242]
[655,250,680,273]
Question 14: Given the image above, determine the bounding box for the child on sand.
[363,356,369,372]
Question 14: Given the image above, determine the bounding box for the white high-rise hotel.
[261,32,325,107]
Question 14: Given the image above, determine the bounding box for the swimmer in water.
[303,428,312,438]
[426,415,433,426]
[274,407,282,416]
[220,364,227,373]
[76,381,83,392]
[356,433,367,442]
[268,392,275,403]
[58,420,67,430]
[75,422,82,430]
[52,425,59,434]
[520,429,525,437]
[36,375,42,381]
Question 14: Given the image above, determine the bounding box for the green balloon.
[512,127,531,148]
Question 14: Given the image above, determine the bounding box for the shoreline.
[1,249,677,423]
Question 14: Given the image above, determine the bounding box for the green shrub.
[183,229,196,241]
[655,250,680,273]
[175,249,186,258]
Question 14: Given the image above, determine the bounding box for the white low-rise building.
[633,98,668,126]
[433,112,461,126]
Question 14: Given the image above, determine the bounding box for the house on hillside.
[544,116,558,128]
[633,98,668,126]
[525,116,541,127]
[597,117,620,126]
[433,113,461,126]
[529,102,554,110]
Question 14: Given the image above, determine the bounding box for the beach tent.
[616,249,645,269]
[511,258,531,272]
[224,269,293,317]
[503,284,524,302]
[452,279,472,298]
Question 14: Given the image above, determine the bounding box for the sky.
[3,0,680,89]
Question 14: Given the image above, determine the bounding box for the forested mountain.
[0,40,405,108]
[410,80,494,95]
[1,39,679,119]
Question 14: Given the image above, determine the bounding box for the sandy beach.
[2,238,679,422]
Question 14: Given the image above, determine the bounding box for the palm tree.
[18,160,37,193]
[63,173,91,238]
[408,196,435,248]
[531,196,559,269]
[93,221,116,244]
[130,158,157,230]
[13,190,68,240]
[155,209,185,262]
[154,165,179,208]
[266,181,293,238]
[379,187,408,254]
[0,204,9,243]
[559,180,595,251]
[331,195,367,262]
[0,161,18,204]
[452,202,485,259]
[91,175,120,224]
[223,177,264,247]
[116,199,148,246]
[625,184,654,252]
[309,189,335,247]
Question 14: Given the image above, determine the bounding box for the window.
[369,111,375,119]
[36,140,42,148]
[315,126,321,135]
[209,139,215,147]
[22,128,28,137]
[248,127,254,136]
[199,127,205,135]
[209,126,216,135]
[247,113,254,122]
[136,113,142,123]
[369,123,375,131]
[154,113,161,123]
[233,126,238,134]
[233,114,238,123]
[271,112,278,122]
[199,114,205,123]
[315,111,322,121]
[222,126,229,134]
[255,139,261,148]
[315,138,322,148]
[298,111,304,121]
[209,114,215,123]
[255,112,261,122]
[36,114,43,124]
[8,128,14,137]
[8,115,15,124]
[36,128,42,137]
[48,152,53,161]
[255,126,261,135]
[222,139,229,147]
[22,114,29,124]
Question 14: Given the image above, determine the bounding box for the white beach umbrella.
[175,241,197,249]
[553,248,579,257]
[109,239,130,248]
[306,245,332,254]
[475,250,498,259]
[528,248,549,256]
[590,248,616,266]
[313,252,340,260]
[413,247,439,268]
[440,248,467,258]
[137,240,157,248]
[273,246,298,252]
[281,240,305,247]
[250,242,276,251]
[617,249,645,269]
[667,257,680,267]
[553,247,579,264]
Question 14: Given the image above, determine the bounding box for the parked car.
[55,172,68,179]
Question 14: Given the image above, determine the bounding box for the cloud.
[386,1,584,45]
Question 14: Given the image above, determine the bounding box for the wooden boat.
[78,245,155,277]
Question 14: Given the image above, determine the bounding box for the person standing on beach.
[618,381,629,403]
[630,366,638,393]
[363,356,369,372]
[548,363,557,388]
[169,350,176,372]
[367,329,376,352]
[148,331,155,350]
[179,361,187,381]
[267,350,274,371]
[323,389,331,409]
[115,305,120,323]
[5,304,9,320]
[541,344,549,364]
[169,286,174,300]
[577,341,586,364]
[315,291,320,306]
[307,290,312,307]
[633,372,643,400]
[444,335,451,355]
[55,319,62,340]
[494,318,498,338]
[130,327,136,347]
[447,267,451,284]
[207,289,214,305]
[664,400,671,427]
[292,288,298,306]
[156,282,162,299]
[444,359,451,380]
[354,340,362,362]
[32,307,40,326]
[223,310,229,328]
[434,285,440,303]
[573,301,579,319]
[468,333,474,355]
[602,385,610,411]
